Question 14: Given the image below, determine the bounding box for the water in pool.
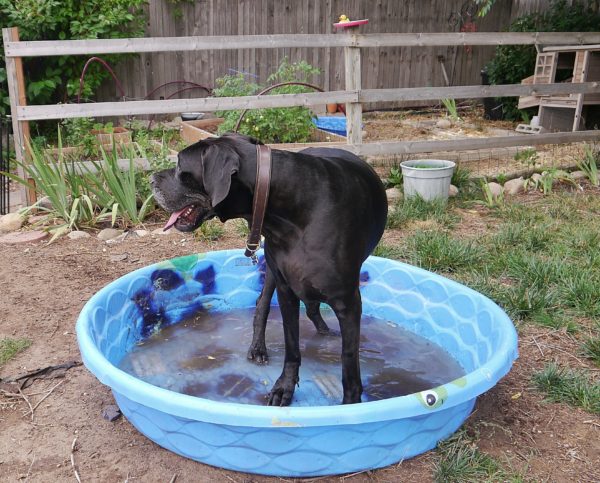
[118,307,465,406]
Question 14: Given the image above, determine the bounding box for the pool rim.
[76,249,518,428]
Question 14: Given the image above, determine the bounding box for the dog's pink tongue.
[163,207,187,231]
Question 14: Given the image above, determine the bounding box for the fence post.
[2,27,36,206]
[338,23,364,146]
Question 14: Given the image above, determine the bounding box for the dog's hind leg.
[305,302,332,335]
[331,289,363,404]
[267,283,301,406]
[247,267,275,364]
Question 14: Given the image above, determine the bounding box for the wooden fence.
[3,27,600,204]
[99,0,516,104]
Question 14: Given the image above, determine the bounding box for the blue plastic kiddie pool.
[312,116,348,136]
[77,249,518,477]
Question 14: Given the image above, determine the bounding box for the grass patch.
[581,336,600,366]
[387,195,456,229]
[0,338,32,366]
[532,363,600,415]
[434,430,523,483]
[405,230,484,272]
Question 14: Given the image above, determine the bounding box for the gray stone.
[486,182,503,198]
[531,173,542,183]
[571,170,587,180]
[436,118,452,129]
[386,187,402,203]
[503,177,525,196]
[37,196,54,210]
[134,229,149,237]
[448,185,459,197]
[152,227,175,236]
[67,231,91,240]
[0,213,25,233]
[97,228,123,241]
[101,404,122,422]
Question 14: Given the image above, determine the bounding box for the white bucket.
[400,159,456,202]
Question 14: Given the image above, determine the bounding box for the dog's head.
[151,134,257,232]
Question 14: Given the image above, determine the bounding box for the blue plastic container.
[77,250,518,477]
[312,116,347,136]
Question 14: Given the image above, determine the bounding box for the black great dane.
[151,133,388,405]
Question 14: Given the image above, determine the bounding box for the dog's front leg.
[332,289,363,404]
[247,267,276,364]
[267,283,300,406]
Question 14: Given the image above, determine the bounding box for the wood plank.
[2,28,35,205]
[359,82,600,102]
[7,32,600,57]
[350,130,600,156]
[344,40,362,145]
[17,90,359,121]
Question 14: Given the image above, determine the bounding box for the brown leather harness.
[244,144,272,264]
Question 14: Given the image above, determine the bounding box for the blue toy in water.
[77,249,518,477]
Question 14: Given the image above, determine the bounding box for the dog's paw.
[267,378,297,406]
[247,345,269,364]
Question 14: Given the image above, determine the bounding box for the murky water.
[118,307,465,406]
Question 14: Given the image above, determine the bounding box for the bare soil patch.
[1,208,599,482]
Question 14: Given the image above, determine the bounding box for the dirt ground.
[1,201,599,483]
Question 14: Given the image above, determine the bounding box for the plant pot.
[326,103,339,114]
[400,159,456,202]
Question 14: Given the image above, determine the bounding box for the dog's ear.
[201,144,240,207]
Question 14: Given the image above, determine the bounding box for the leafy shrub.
[485,0,600,120]
[214,58,320,143]
[0,0,146,115]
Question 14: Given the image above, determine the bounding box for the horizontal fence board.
[360,82,600,102]
[17,82,600,121]
[350,130,600,156]
[5,32,600,57]
[17,90,358,121]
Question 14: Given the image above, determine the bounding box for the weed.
[451,164,471,190]
[532,363,600,415]
[576,144,599,186]
[373,243,403,260]
[581,336,600,367]
[514,148,538,167]
[0,338,32,366]
[195,219,225,242]
[526,169,576,195]
[478,180,504,208]
[531,310,578,334]
[560,272,600,317]
[433,429,521,482]
[441,98,461,122]
[387,166,403,188]
[387,195,456,229]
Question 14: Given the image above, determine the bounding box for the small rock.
[503,177,525,196]
[486,182,503,198]
[67,231,91,240]
[570,170,587,180]
[0,213,25,233]
[152,227,175,236]
[38,196,54,210]
[97,228,123,241]
[448,185,459,197]
[436,118,452,129]
[386,187,402,203]
[101,405,122,422]
[27,214,48,225]
[531,173,542,183]
[110,253,128,262]
[134,229,149,237]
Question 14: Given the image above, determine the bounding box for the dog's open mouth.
[163,204,204,232]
